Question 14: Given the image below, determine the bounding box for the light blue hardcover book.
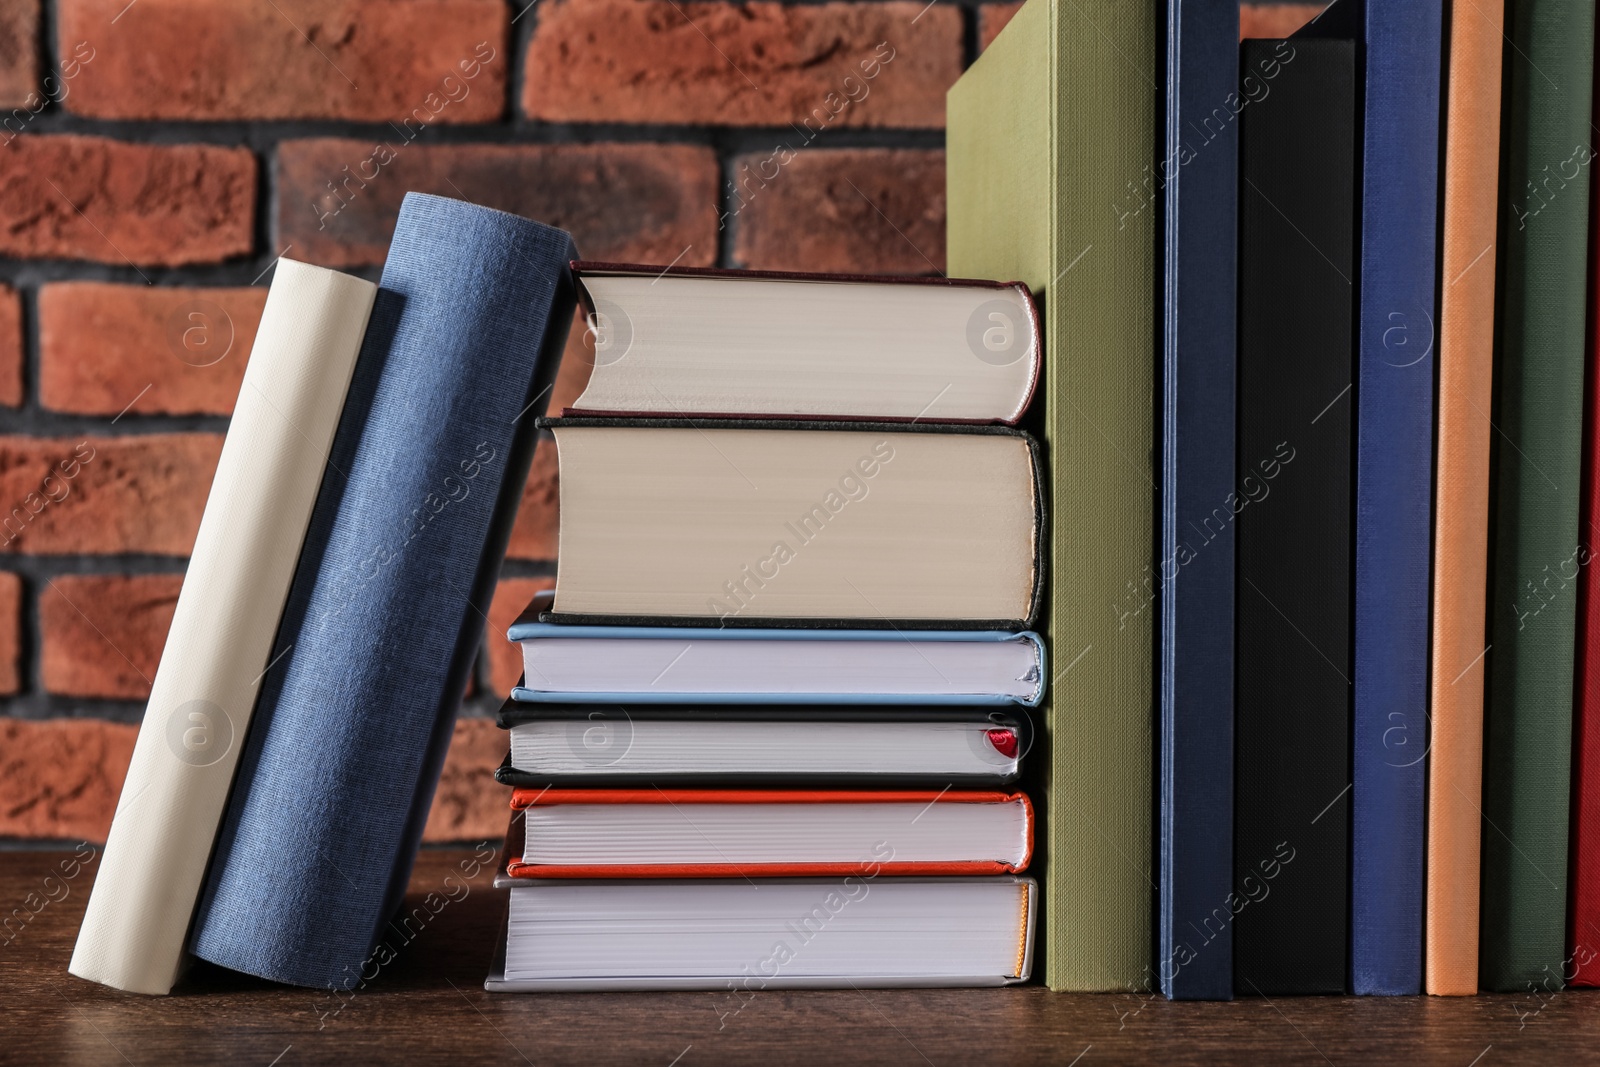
[509,592,1046,707]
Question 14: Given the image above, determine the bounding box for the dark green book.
[1482,0,1596,992]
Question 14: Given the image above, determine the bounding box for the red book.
[505,788,1033,879]
[1573,95,1600,987]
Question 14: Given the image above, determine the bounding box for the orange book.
[505,788,1033,879]
[1427,0,1505,996]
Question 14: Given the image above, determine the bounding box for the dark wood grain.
[1,848,1594,1065]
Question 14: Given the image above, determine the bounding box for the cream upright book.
[69,261,376,995]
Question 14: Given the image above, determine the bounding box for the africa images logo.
[165,699,234,768]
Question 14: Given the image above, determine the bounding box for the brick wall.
[0,0,1323,845]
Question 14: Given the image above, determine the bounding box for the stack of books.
[484,263,1049,990]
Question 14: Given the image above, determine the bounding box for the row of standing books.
[482,263,1050,989]
[951,0,1598,998]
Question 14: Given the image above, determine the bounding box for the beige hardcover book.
[69,260,376,994]
[948,0,1158,990]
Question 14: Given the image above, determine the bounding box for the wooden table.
[3,848,1596,1065]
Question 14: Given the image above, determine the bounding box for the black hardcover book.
[1232,37,1356,996]
[494,699,1030,788]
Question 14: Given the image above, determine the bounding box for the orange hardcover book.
[505,788,1034,879]
[1426,0,1504,996]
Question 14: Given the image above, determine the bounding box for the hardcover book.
[1159,0,1239,1003]
[1233,36,1355,997]
[68,260,376,995]
[1483,0,1597,993]
[538,419,1043,629]
[187,195,578,990]
[947,0,1159,991]
[486,873,1037,991]
[567,262,1041,424]
[509,591,1045,706]
[494,701,1029,787]
[1300,0,1444,997]
[503,789,1034,878]
[1427,0,1505,997]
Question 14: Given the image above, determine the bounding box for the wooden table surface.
[3,847,1595,1066]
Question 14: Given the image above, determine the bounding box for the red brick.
[276,139,718,269]
[486,576,556,696]
[426,718,511,843]
[524,0,959,128]
[1239,3,1327,38]
[40,574,179,700]
[0,0,39,109]
[0,284,19,406]
[0,434,220,556]
[0,570,18,693]
[733,148,945,275]
[0,717,135,840]
[978,2,1022,51]
[978,4,1331,50]
[39,284,268,416]
[0,714,502,842]
[0,135,255,266]
[507,443,560,563]
[59,0,507,122]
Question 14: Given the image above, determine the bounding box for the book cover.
[503,788,1034,878]
[1481,0,1596,993]
[187,195,577,990]
[1159,0,1239,1003]
[566,261,1042,425]
[1299,0,1444,997]
[67,260,376,995]
[1233,36,1355,997]
[493,701,1030,788]
[1427,0,1505,997]
[947,0,1159,992]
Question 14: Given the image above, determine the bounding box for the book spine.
[1044,0,1161,992]
[1159,0,1238,1003]
[1482,0,1597,993]
[188,195,577,990]
[1426,0,1504,997]
[67,260,376,994]
[1575,17,1600,987]
[1348,0,1444,998]
[1234,37,1355,997]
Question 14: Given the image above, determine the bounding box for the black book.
[1233,37,1355,996]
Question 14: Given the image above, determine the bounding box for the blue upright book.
[189,195,577,989]
[1300,0,1443,995]
[1159,0,1237,1001]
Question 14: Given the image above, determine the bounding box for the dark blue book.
[1300,0,1443,997]
[1159,0,1238,1002]
[189,194,577,989]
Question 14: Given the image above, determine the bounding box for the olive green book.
[1481,0,1596,992]
[948,0,1157,991]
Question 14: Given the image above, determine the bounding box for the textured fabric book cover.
[189,195,577,989]
[67,261,376,995]
[1234,36,1355,997]
[948,0,1157,991]
[1159,0,1238,1003]
[1299,0,1443,997]
[1482,0,1596,993]
[1427,0,1504,997]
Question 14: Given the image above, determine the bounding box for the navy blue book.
[1159,0,1238,1002]
[189,194,577,989]
[1299,0,1442,996]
